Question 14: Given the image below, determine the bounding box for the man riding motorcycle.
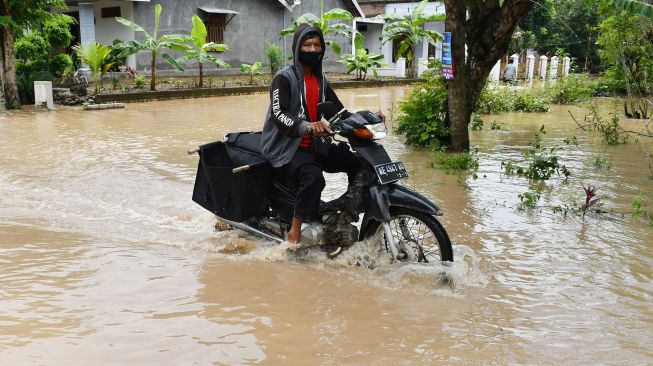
[261,24,383,245]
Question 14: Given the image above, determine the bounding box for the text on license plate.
[374,161,408,184]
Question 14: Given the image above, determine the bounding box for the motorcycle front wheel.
[363,207,453,263]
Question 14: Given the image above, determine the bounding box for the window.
[101,6,121,18]
[392,36,409,62]
[203,14,226,44]
[428,43,436,59]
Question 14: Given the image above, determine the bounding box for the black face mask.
[298,51,322,67]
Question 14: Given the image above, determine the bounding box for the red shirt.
[299,74,320,148]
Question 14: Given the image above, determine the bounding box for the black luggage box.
[192,137,271,222]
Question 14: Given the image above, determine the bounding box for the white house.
[354,0,445,77]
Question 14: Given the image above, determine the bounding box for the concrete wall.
[94,0,136,69]
[132,0,353,75]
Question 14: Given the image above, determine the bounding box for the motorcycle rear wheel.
[363,207,453,263]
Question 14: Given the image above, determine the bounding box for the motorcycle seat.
[226,132,263,155]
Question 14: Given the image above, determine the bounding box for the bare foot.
[286,230,300,244]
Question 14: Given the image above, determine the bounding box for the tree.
[597,10,653,118]
[1,0,66,109]
[443,0,539,151]
[177,14,229,88]
[512,0,601,73]
[597,0,653,18]
[72,42,112,93]
[377,0,444,78]
[280,0,359,54]
[115,4,192,91]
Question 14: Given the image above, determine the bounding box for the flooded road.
[1,88,652,365]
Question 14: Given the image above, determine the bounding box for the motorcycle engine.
[322,211,359,247]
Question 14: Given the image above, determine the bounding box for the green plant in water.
[546,73,595,104]
[502,125,571,181]
[240,62,264,85]
[518,187,542,210]
[395,73,449,149]
[490,120,502,130]
[631,193,645,217]
[563,136,579,146]
[470,114,484,131]
[593,156,610,169]
[574,103,628,145]
[429,148,479,175]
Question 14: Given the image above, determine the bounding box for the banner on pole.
[441,32,454,80]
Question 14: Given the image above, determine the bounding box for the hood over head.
[291,23,326,77]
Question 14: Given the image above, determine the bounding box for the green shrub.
[593,71,627,96]
[48,54,73,78]
[429,148,479,174]
[43,16,75,49]
[476,86,551,114]
[105,40,129,72]
[133,75,147,89]
[476,87,513,114]
[265,40,283,76]
[14,33,48,63]
[16,62,54,103]
[513,91,551,112]
[546,73,594,104]
[395,75,449,149]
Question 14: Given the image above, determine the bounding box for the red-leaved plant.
[581,185,599,217]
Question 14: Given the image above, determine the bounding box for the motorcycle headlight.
[365,122,387,140]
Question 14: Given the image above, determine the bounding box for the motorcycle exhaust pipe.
[217,217,284,243]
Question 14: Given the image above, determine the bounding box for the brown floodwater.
[1,88,652,365]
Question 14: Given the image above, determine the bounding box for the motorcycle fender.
[386,184,443,216]
[368,185,391,221]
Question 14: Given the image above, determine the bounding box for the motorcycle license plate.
[374,161,408,184]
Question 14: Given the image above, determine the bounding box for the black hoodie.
[260,24,347,168]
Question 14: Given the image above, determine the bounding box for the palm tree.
[177,15,230,87]
[114,4,192,90]
[72,42,112,93]
[377,0,444,78]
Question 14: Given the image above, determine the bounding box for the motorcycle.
[189,102,453,263]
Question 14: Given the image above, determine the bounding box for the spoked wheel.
[364,207,453,263]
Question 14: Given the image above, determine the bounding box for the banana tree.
[280,1,362,54]
[338,48,385,80]
[240,62,263,85]
[177,14,229,87]
[72,42,112,93]
[377,0,444,78]
[114,4,192,90]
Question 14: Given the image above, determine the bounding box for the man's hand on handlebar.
[307,121,332,137]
